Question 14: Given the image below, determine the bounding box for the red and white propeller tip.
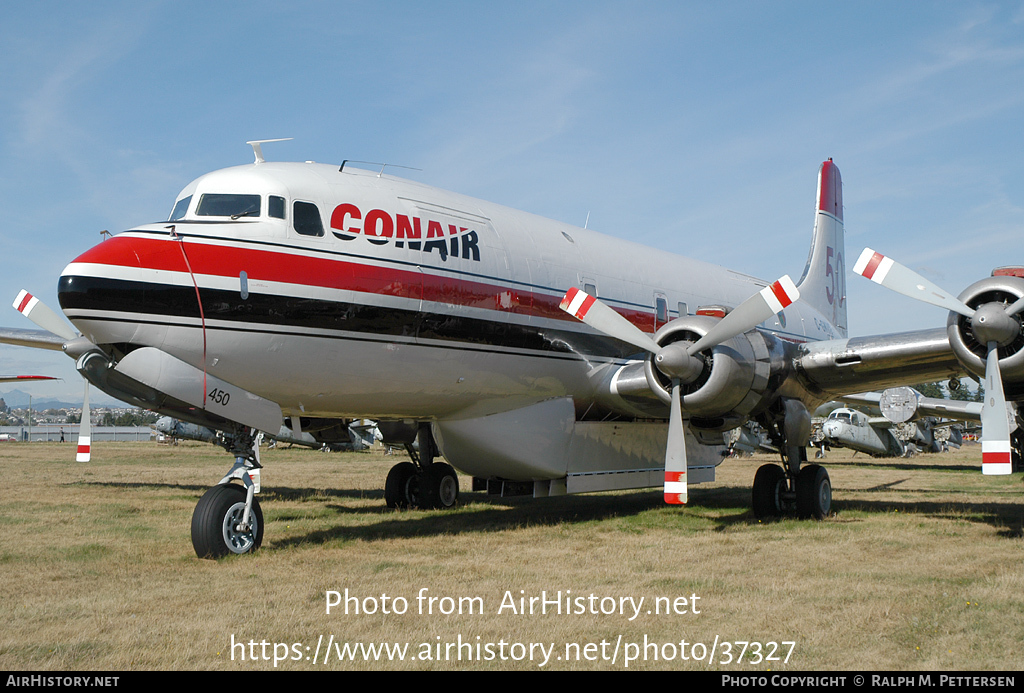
[13,290,78,341]
[76,381,91,463]
[559,286,660,354]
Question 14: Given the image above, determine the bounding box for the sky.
[2,1,1024,402]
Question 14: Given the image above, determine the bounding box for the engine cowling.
[947,275,1024,381]
[641,315,775,431]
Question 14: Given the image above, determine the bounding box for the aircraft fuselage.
[57,162,836,424]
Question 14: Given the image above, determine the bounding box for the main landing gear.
[384,425,459,510]
[752,401,832,520]
[752,457,832,520]
[192,426,264,558]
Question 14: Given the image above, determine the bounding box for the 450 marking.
[208,388,231,406]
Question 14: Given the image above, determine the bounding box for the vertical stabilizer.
[796,159,847,337]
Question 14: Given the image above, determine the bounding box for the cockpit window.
[293,201,324,236]
[196,194,262,218]
[268,195,286,219]
[169,196,192,221]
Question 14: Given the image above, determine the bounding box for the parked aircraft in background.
[2,144,1020,558]
[0,375,59,383]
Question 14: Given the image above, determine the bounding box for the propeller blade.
[981,344,1012,475]
[559,287,660,354]
[852,249,974,318]
[13,290,78,342]
[1004,294,1024,318]
[687,276,799,355]
[664,379,687,504]
[76,380,91,463]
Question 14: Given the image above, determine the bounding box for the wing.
[0,327,67,351]
[0,375,59,383]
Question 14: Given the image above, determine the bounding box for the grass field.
[0,439,1021,671]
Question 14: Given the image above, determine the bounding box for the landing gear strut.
[191,426,264,558]
[752,400,832,520]
[384,424,459,510]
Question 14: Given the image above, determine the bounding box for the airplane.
[817,402,970,459]
[2,142,1018,559]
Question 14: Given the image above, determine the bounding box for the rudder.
[796,159,847,337]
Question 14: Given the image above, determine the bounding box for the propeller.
[560,276,800,503]
[12,290,93,462]
[853,248,1017,474]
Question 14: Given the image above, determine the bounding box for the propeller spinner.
[854,248,1018,474]
[560,276,799,504]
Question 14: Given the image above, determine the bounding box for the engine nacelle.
[642,316,776,431]
[947,276,1024,381]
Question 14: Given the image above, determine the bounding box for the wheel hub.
[223,502,258,554]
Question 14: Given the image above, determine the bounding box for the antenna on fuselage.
[339,160,422,177]
[246,138,293,164]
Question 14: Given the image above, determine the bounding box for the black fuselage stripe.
[59,276,641,360]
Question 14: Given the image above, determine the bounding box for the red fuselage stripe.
[70,236,657,331]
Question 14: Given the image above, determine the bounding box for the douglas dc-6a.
[3,141,1021,557]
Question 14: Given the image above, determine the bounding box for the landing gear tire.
[752,464,787,519]
[191,484,263,558]
[384,462,419,509]
[796,464,831,520]
[420,463,459,509]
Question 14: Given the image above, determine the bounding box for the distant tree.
[913,381,947,399]
[915,378,984,402]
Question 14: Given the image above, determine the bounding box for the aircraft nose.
[58,235,144,313]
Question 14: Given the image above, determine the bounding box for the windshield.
[195,194,262,218]
[169,196,191,221]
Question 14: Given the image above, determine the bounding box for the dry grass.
[0,440,1021,671]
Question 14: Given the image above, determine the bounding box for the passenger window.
[293,201,324,236]
[269,196,286,219]
[584,282,597,296]
[656,296,669,324]
[169,195,192,221]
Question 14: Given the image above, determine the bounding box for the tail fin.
[796,159,847,337]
